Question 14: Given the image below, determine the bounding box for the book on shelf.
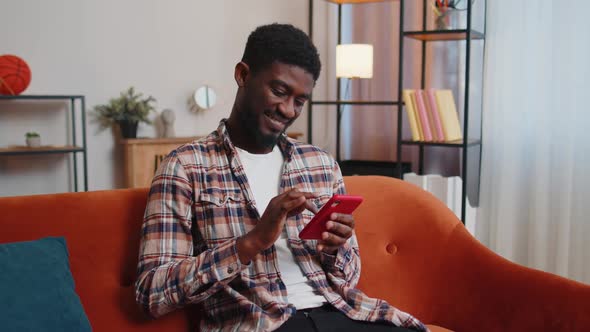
[403,171,427,189]
[415,89,433,141]
[402,88,463,143]
[402,90,422,141]
[424,89,445,142]
[435,89,463,141]
[419,90,437,141]
[409,91,425,140]
[425,174,452,205]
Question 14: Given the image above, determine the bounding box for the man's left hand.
[317,213,355,255]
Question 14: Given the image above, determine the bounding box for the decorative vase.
[118,120,138,139]
[434,8,464,30]
[26,136,41,148]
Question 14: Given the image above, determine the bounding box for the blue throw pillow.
[0,237,91,331]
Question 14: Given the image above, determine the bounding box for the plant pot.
[118,120,138,139]
[26,136,41,148]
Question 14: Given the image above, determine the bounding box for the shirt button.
[227,266,234,274]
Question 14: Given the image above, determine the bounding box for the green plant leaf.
[91,86,157,130]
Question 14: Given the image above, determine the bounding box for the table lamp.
[336,44,374,79]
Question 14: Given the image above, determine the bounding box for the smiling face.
[228,61,314,153]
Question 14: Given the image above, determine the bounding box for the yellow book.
[434,90,462,142]
[402,90,421,141]
[409,91,424,140]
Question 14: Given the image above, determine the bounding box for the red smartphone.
[299,194,363,240]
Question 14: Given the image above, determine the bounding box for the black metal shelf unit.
[0,94,89,192]
[400,138,481,148]
[404,29,485,41]
[307,0,485,223]
[396,0,486,223]
[307,0,402,168]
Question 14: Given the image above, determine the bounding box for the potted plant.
[25,132,41,147]
[93,87,156,139]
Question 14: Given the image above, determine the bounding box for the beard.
[239,105,284,150]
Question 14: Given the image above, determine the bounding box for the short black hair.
[242,23,321,82]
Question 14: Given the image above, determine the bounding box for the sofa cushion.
[0,237,91,331]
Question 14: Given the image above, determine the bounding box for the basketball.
[0,54,32,95]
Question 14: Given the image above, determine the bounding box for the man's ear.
[234,62,250,87]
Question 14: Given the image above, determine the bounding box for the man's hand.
[236,189,317,264]
[317,213,355,255]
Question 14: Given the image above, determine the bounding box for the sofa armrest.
[429,225,590,331]
[347,176,590,332]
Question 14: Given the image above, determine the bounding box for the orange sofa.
[1,176,589,332]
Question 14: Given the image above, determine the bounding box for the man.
[135,23,427,332]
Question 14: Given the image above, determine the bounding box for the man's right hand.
[236,189,317,264]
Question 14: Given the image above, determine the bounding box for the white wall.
[0,0,331,196]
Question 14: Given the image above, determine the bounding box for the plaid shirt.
[135,120,427,332]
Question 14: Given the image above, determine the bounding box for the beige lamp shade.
[336,44,374,78]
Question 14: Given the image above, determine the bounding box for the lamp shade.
[336,44,373,78]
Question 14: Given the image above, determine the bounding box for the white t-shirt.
[235,145,326,309]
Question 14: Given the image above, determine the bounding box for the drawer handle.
[154,154,167,173]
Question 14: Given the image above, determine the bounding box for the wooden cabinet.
[120,132,303,188]
[120,137,200,188]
